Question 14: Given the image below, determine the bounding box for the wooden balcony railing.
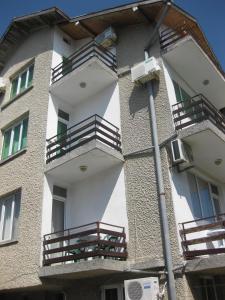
[43,222,127,266]
[179,213,225,259]
[172,94,225,133]
[46,114,121,164]
[51,40,117,83]
[160,23,198,51]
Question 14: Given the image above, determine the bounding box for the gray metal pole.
[146,78,177,300]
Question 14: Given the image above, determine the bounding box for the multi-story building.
[0,1,225,299]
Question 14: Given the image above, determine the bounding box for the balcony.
[45,115,123,182]
[50,41,117,105]
[160,25,225,109]
[172,94,225,133]
[179,213,225,260]
[43,222,127,267]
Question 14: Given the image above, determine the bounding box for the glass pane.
[180,87,190,102]
[21,119,28,149]
[12,124,21,154]
[27,65,34,87]
[10,77,19,99]
[2,129,12,159]
[2,197,13,241]
[211,184,219,195]
[197,178,214,218]
[12,192,21,240]
[57,121,67,152]
[105,289,118,300]
[173,80,182,103]
[20,71,27,92]
[213,198,221,216]
[52,200,64,232]
[187,173,202,219]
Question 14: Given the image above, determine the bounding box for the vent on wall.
[53,185,67,198]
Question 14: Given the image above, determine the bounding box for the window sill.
[0,239,18,247]
[0,148,27,166]
[1,85,33,110]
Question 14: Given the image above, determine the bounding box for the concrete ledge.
[185,254,225,273]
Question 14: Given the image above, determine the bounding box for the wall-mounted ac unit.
[0,77,6,93]
[131,57,161,85]
[95,26,117,48]
[124,277,159,300]
[171,139,193,165]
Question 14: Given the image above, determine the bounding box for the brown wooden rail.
[51,40,117,83]
[172,94,225,133]
[46,114,121,163]
[43,221,127,266]
[179,213,225,259]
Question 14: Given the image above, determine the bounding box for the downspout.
[144,1,177,300]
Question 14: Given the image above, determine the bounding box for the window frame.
[10,64,34,100]
[0,190,21,243]
[101,284,124,300]
[187,172,222,219]
[1,117,29,160]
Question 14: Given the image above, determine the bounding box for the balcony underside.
[45,140,124,183]
[50,57,117,105]
[163,36,225,109]
[178,120,225,182]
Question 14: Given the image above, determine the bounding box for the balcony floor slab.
[50,57,117,106]
[45,140,124,183]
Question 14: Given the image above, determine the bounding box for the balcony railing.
[46,115,121,164]
[160,23,198,51]
[51,41,117,83]
[43,221,127,266]
[172,94,225,133]
[179,213,225,259]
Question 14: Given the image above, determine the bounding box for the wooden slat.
[182,232,225,247]
[180,220,225,235]
[184,248,225,259]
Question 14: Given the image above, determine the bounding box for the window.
[173,80,191,103]
[187,173,221,219]
[0,190,21,242]
[102,285,124,300]
[2,117,28,160]
[10,64,34,99]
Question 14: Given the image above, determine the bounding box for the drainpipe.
[144,1,177,300]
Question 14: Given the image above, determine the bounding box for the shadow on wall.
[66,164,125,228]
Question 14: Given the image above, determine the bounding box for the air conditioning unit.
[171,139,193,165]
[131,57,161,85]
[0,77,6,93]
[95,26,117,48]
[124,277,159,300]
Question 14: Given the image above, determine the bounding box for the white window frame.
[101,284,124,300]
[0,193,19,243]
[10,64,34,99]
[1,117,28,159]
[188,172,222,219]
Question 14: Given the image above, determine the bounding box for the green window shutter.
[21,118,28,149]
[57,121,67,137]
[20,71,27,92]
[10,78,18,99]
[12,124,20,154]
[2,129,12,159]
[172,80,182,103]
[27,65,34,87]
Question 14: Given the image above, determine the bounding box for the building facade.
[0,1,225,299]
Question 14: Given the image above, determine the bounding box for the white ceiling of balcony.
[181,123,225,183]
[50,57,117,106]
[163,36,225,110]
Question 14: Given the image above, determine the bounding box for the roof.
[0,1,223,76]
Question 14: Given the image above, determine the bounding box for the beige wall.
[0,27,54,290]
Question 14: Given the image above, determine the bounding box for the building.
[0,0,225,299]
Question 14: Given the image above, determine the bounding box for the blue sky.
[0,0,225,69]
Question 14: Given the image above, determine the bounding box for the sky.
[0,0,225,69]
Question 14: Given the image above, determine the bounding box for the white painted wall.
[170,167,225,253]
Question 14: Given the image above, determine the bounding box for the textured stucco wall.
[0,28,54,290]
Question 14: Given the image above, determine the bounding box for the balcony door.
[52,185,67,233]
[57,109,69,154]
[187,173,221,220]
